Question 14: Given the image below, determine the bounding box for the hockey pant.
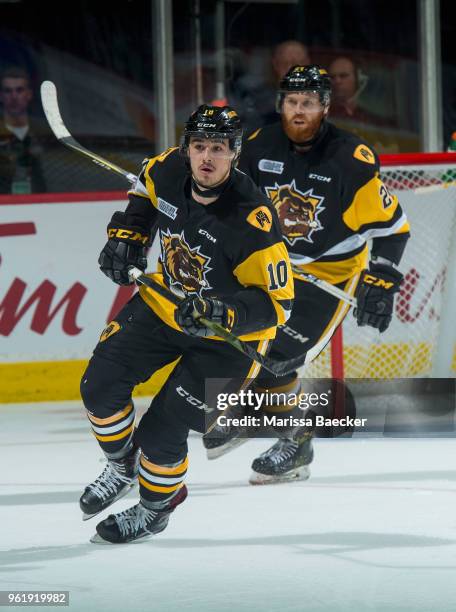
[80,293,270,506]
[253,274,359,435]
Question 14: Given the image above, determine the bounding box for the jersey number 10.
[267,260,288,290]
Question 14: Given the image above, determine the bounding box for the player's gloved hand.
[354,262,403,333]
[175,296,237,338]
[98,211,150,285]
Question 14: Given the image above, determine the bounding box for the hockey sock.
[86,402,136,457]
[138,453,188,507]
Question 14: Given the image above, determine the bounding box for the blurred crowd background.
[1,0,455,194]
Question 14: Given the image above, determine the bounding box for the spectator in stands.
[271,40,311,85]
[328,55,397,127]
[328,55,400,152]
[0,66,47,194]
[253,40,312,127]
[214,40,311,131]
[328,56,372,121]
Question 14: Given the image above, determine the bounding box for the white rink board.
[0,197,160,363]
[1,185,455,371]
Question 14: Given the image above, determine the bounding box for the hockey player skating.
[79,105,294,543]
[203,65,410,484]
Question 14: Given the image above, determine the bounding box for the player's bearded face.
[189,137,233,189]
[281,92,326,143]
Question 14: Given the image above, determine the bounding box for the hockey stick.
[128,267,306,376]
[291,265,357,308]
[41,80,353,361]
[41,79,357,310]
[41,80,308,375]
[40,80,138,184]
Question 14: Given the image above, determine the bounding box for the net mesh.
[300,161,456,379]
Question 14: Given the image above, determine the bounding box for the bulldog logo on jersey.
[161,229,212,295]
[265,180,325,245]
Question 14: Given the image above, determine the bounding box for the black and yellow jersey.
[124,147,294,341]
[238,121,410,284]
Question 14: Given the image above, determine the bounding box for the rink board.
[1,191,455,402]
[0,193,169,403]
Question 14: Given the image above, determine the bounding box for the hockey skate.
[91,484,188,544]
[249,434,314,485]
[203,403,250,460]
[79,445,140,520]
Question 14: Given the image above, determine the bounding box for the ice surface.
[1,400,455,612]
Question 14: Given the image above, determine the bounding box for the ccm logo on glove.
[362,274,395,290]
[107,228,149,244]
[354,263,403,333]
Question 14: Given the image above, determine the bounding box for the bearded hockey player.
[79,105,294,543]
[203,65,410,484]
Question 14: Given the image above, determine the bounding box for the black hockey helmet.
[276,65,332,112]
[180,104,243,165]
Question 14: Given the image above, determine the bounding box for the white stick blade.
[40,80,72,140]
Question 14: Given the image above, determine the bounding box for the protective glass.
[281,91,326,114]
[187,135,236,160]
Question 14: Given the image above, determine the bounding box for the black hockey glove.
[98,211,150,285]
[354,262,403,333]
[175,296,237,338]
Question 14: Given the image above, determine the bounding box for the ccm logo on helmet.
[196,122,217,128]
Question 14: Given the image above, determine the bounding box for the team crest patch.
[247,206,273,232]
[99,321,121,342]
[265,180,325,245]
[353,144,375,164]
[160,229,212,295]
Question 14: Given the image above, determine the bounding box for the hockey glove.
[354,263,403,333]
[98,211,150,285]
[175,296,237,338]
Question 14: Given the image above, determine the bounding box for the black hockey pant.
[80,294,269,504]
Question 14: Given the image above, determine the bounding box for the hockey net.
[300,153,456,380]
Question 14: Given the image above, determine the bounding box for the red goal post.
[300,152,456,380]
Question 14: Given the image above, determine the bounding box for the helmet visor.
[277,90,329,114]
[186,133,237,159]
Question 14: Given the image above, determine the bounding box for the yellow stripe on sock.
[138,476,183,493]
[88,403,133,426]
[93,423,134,442]
[140,455,188,475]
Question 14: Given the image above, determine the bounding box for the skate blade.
[90,528,163,545]
[206,436,249,460]
[81,482,137,521]
[90,533,116,544]
[249,465,311,485]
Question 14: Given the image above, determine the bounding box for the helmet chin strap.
[191,172,231,198]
